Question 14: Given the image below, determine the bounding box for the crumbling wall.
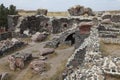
[68,5,95,16]
[8,15,20,32]
[36,9,48,15]
[98,23,120,38]
[8,14,94,36]
[52,18,81,33]
[66,26,96,67]
[19,15,50,34]
[64,26,120,80]
[102,13,120,23]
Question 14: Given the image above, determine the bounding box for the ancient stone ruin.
[36,9,48,15]
[1,4,120,80]
[68,5,95,16]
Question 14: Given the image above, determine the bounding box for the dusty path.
[40,47,74,79]
[0,41,74,80]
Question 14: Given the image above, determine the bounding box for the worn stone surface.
[39,48,55,56]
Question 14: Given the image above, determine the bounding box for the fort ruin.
[0,5,120,80]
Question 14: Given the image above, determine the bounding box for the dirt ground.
[0,41,74,80]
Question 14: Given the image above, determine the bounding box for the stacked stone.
[13,15,50,36]
[66,26,99,67]
[98,24,120,38]
[45,24,77,48]
[64,26,120,80]
[102,12,120,23]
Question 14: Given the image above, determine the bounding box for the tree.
[9,4,18,15]
[0,4,18,30]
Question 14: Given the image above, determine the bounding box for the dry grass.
[21,37,32,43]
[31,50,39,53]
[0,62,22,80]
[18,10,68,17]
[47,52,58,59]
[56,44,71,50]
[99,40,120,57]
[21,63,51,80]
[46,60,67,80]
[105,74,120,80]
[47,12,68,17]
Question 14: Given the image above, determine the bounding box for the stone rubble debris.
[31,32,47,42]
[8,52,32,71]
[29,59,47,74]
[39,48,55,56]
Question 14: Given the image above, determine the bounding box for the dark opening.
[62,23,68,27]
[65,33,75,45]
[45,23,48,27]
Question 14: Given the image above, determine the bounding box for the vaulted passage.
[65,33,75,45]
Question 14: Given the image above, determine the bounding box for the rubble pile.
[0,38,25,56]
[29,59,47,74]
[8,52,32,71]
[68,5,95,16]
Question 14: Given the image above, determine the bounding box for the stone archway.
[64,33,75,45]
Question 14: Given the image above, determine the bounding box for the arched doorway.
[65,33,75,45]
